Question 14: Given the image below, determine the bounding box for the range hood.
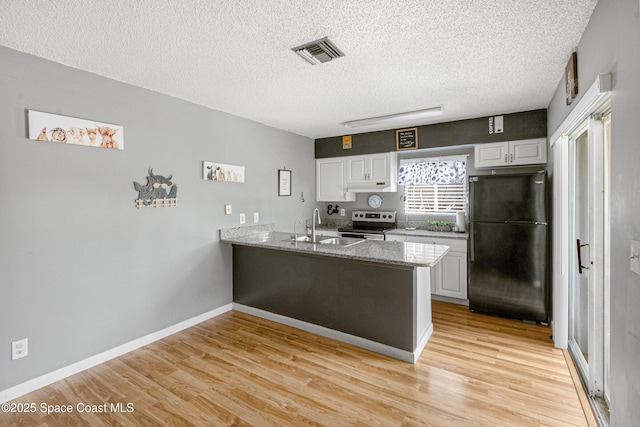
[346,180,396,193]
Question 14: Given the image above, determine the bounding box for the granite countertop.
[220,226,449,268]
[386,228,469,240]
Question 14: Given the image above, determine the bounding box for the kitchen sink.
[287,235,314,242]
[283,236,364,247]
[318,237,365,247]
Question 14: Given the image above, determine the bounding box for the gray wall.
[0,46,316,391]
[547,0,640,425]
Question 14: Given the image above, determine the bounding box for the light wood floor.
[2,301,588,426]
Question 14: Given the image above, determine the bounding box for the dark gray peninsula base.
[234,245,419,350]
[221,227,448,363]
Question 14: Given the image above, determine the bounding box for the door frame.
[550,73,611,349]
[551,74,611,399]
[565,114,606,397]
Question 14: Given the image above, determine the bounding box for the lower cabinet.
[387,234,468,301]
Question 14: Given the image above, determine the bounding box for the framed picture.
[202,161,245,183]
[278,169,291,196]
[396,127,418,151]
[565,52,578,105]
[28,110,124,150]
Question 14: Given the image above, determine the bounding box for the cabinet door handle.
[510,153,514,163]
[504,154,508,164]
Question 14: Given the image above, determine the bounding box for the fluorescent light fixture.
[342,107,443,128]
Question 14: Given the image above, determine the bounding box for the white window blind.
[399,155,467,214]
[404,183,466,214]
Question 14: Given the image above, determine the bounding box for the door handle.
[469,222,474,262]
[504,154,508,164]
[576,239,589,274]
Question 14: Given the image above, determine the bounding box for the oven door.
[339,231,385,241]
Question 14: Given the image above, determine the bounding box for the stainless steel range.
[338,211,397,240]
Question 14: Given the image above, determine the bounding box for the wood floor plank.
[0,301,590,426]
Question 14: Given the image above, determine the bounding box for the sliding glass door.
[567,111,610,410]
[568,124,590,372]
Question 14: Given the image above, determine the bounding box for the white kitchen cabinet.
[475,138,547,168]
[388,234,468,300]
[316,157,356,202]
[346,152,397,192]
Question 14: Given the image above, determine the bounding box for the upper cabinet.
[346,152,398,192]
[475,138,547,168]
[316,157,356,202]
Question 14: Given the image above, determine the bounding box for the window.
[398,156,467,214]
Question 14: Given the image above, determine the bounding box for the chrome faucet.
[312,208,321,242]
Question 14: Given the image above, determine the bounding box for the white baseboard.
[233,303,426,363]
[413,323,433,362]
[0,303,232,404]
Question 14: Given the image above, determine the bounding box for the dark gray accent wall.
[546,1,640,425]
[315,109,547,158]
[0,46,316,392]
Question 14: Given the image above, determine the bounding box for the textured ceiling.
[0,0,597,139]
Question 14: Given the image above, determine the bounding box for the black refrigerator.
[468,171,549,323]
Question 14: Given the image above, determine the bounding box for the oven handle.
[339,232,385,240]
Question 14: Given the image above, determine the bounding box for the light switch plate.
[224,204,232,215]
[631,239,640,275]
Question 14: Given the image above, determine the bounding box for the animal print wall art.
[202,161,245,183]
[133,168,177,209]
[28,110,124,150]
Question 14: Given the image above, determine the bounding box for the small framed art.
[396,128,418,151]
[278,169,291,196]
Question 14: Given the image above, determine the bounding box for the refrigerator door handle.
[576,239,589,274]
[469,222,474,262]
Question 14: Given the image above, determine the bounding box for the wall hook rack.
[133,168,178,209]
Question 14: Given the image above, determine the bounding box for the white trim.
[551,74,612,351]
[0,304,233,404]
[232,303,431,363]
[553,135,570,348]
[550,74,612,145]
[587,114,606,396]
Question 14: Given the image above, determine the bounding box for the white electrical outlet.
[253,212,259,223]
[239,213,245,224]
[224,204,232,215]
[12,338,28,360]
[631,239,640,275]
[340,208,346,216]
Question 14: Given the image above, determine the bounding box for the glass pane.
[570,128,590,363]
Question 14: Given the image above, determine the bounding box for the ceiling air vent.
[292,37,345,65]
